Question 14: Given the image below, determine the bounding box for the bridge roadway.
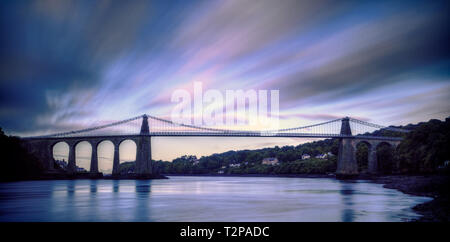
[23,133,403,140]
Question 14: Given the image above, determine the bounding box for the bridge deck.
[21,115,408,142]
[23,133,403,141]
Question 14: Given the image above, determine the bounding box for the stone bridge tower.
[135,115,152,175]
[336,117,358,176]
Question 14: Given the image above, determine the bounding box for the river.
[0,176,432,222]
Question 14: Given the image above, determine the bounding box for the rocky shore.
[371,175,449,222]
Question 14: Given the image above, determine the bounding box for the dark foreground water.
[0,176,432,222]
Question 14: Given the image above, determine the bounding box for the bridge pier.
[90,141,99,173]
[112,142,120,175]
[134,115,152,175]
[68,142,76,173]
[367,141,400,174]
[336,138,358,176]
[367,144,378,174]
[135,137,152,174]
[336,117,358,177]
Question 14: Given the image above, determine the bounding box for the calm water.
[0,176,432,222]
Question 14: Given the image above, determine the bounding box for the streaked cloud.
[0,0,449,162]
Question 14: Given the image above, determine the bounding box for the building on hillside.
[315,152,334,159]
[438,160,450,170]
[55,159,68,170]
[76,167,87,172]
[229,163,241,168]
[301,154,311,160]
[262,157,279,165]
[315,154,327,159]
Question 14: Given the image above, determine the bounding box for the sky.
[1,0,449,173]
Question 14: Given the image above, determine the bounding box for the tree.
[377,144,394,174]
[356,143,369,172]
[0,128,45,181]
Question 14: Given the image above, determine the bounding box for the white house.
[262,157,279,165]
[315,154,327,159]
[76,167,87,172]
[301,154,311,160]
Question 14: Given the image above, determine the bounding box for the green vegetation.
[119,161,135,174]
[395,118,450,174]
[0,128,44,181]
[149,139,339,175]
[378,143,395,173]
[356,142,369,172]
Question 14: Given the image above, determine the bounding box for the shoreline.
[369,175,449,222]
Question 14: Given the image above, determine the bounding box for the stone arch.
[89,140,101,152]
[118,139,137,174]
[355,140,372,172]
[97,140,114,174]
[74,141,92,172]
[391,141,401,152]
[376,141,393,149]
[119,139,137,163]
[52,141,69,170]
[376,142,395,173]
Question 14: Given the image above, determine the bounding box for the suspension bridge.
[21,114,410,176]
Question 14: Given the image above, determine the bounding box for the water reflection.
[113,180,120,193]
[339,182,355,222]
[0,177,432,222]
[87,180,99,221]
[67,180,75,197]
[90,180,97,194]
[134,180,151,221]
[135,180,151,196]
